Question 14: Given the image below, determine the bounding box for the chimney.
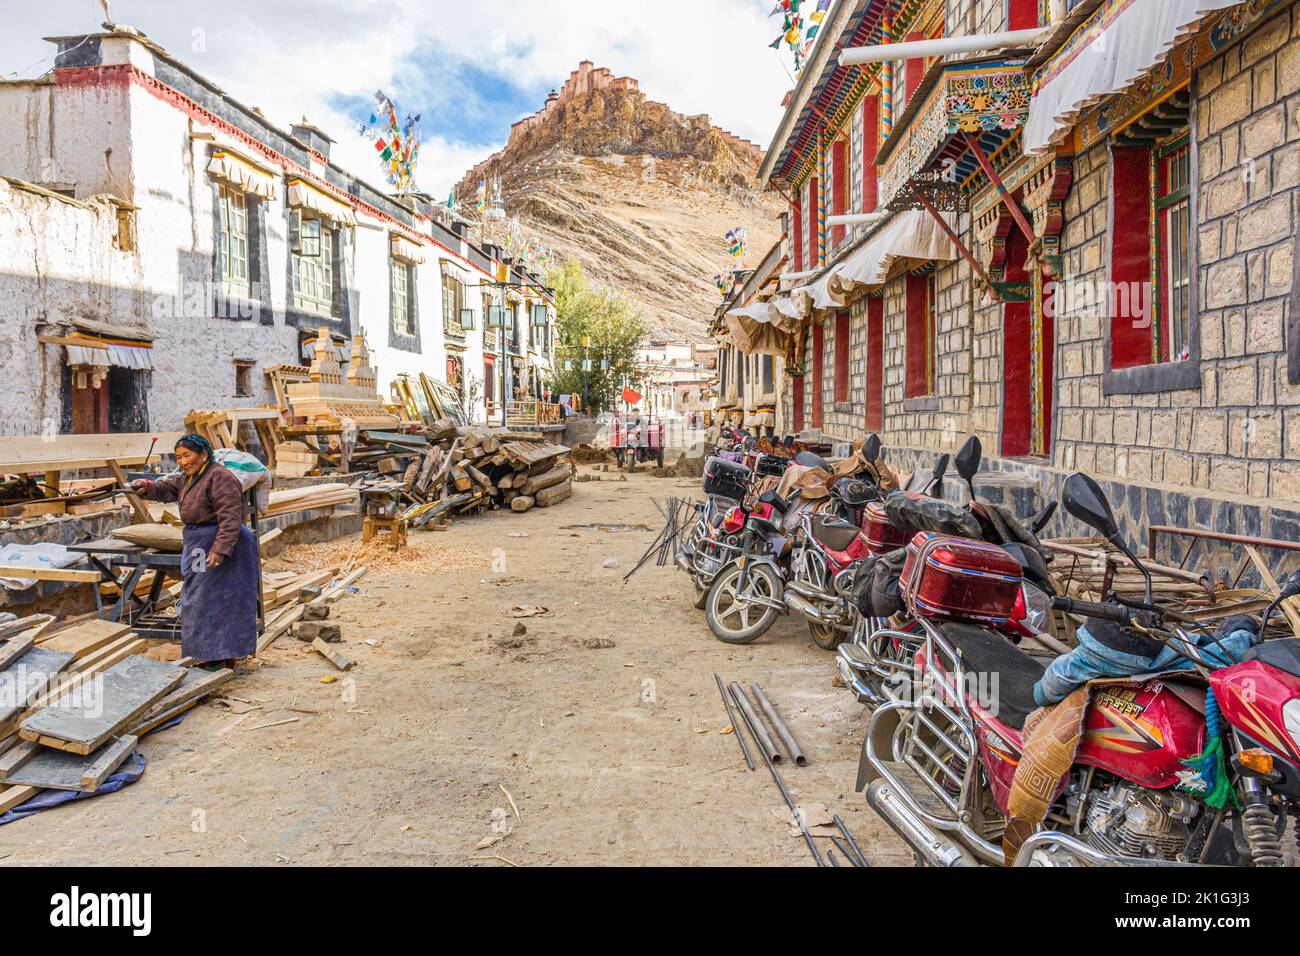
[451,222,468,239]
[291,117,335,160]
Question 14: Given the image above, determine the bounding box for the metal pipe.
[829,835,859,868]
[839,26,1051,66]
[750,683,808,767]
[728,682,824,868]
[827,848,841,867]
[826,212,887,228]
[833,815,869,867]
[729,682,782,764]
[715,672,754,771]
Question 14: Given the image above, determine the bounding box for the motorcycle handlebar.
[1051,595,1141,627]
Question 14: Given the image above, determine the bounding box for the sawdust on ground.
[0,468,911,867]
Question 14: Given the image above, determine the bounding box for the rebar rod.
[715,672,754,771]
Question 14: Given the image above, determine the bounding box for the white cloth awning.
[440,257,474,284]
[287,179,357,226]
[1024,0,1240,155]
[391,235,426,264]
[66,343,154,370]
[724,301,798,357]
[828,209,957,298]
[207,149,278,199]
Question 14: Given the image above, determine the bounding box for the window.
[1108,105,1196,383]
[217,186,250,296]
[1156,134,1192,362]
[905,272,936,399]
[234,360,254,398]
[443,277,464,338]
[290,213,335,315]
[760,355,774,394]
[391,258,415,336]
[483,293,498,351]
[866,296,885,430]
[833,310,851,403]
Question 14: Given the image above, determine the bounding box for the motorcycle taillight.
[723,507,745,534]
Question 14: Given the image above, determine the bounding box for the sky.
[1,0,801,197]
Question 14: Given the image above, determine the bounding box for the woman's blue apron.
[181,523,259,662]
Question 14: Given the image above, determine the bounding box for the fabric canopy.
[790,269,846,314]
[391,235,426,264]
[63,329,154,371]
[207,149,278,199]
[1024,0,1240,155]
[724,301,797,357]
[829,209,957,298]
[287,179,357,226]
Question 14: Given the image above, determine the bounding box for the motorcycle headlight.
[1021,582,1052,634]
[1284,699,1300,750]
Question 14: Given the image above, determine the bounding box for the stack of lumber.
[0,563,369,813]
[185,407,286,470]
[398,420,573,526]
[263,483,358,518]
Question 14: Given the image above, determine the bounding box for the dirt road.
[1,468,910,867]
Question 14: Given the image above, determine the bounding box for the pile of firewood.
[398,419,573,527]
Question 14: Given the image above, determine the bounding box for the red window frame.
[807,177,820,269]
[904,272,936,399]
[833,310,850,403]
[811,323,824,429]
[792,373,805,433]
[792,195,804,273]
[831,139,848,248]
[866,296,884,430]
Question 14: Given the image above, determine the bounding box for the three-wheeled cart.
[610,414,665,471]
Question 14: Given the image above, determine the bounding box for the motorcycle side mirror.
[932,453,950,484]
[1282,570,1300,600]
[1062,473,1120,540]
[863,434,882,463]
[955,436,982,484]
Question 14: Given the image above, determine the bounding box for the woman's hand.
[129,479,151,494]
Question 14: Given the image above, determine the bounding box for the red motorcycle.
[857,472,1300,867]
[838,436,1058,707]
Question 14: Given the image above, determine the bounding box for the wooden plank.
[0,647,76,738]
[0,785,41,814]
[312,639,354,671]
[127,669,233,736]
[0,433,182,475]
[535,481,573,508]
[1246,546,1300,637]
[0,735,136,793]
[0,615,54,641]
[0,635,36,673]
[39,620,132,660]
[21,656,185,756]
[257,606,305,654]
[0,565,101,584]
[106,459,151,525]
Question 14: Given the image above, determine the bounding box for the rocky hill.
[456,62,782,340]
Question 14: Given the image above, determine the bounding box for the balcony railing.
[485,401,563,427]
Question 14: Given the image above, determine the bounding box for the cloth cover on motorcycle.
[850,548,908,619]
[1033,618,1256,707]
[883,490,982,539]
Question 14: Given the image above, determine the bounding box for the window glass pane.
[292,219,334,314]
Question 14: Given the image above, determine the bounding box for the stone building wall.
[1052,1,1300,502]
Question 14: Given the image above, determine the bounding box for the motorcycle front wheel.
[706,563,781,644]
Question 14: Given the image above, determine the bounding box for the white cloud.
[1,0,797,196]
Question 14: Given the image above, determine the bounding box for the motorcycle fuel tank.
[1075,680,1206,789]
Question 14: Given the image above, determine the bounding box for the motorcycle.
[856,471,1300,867]
[703,438,949,649]
[838,436,1057,707]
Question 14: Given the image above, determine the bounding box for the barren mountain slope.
[458,65,781,340]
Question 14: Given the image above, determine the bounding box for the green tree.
[545,258,649,414]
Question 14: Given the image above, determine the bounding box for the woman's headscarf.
[175,434,214,457]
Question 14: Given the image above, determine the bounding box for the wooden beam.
[106,459,151,525]
[0,565,102,584]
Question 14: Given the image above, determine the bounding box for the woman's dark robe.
[140,463,259,662]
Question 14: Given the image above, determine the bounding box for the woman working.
[131,435,259,669]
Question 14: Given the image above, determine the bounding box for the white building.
[0,25,554,437]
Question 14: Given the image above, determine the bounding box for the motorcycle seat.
[810,513,861,553]
[938,621,1046,730]
[1247,638,1300,680]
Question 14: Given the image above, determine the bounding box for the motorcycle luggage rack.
[866,618,1006,865]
